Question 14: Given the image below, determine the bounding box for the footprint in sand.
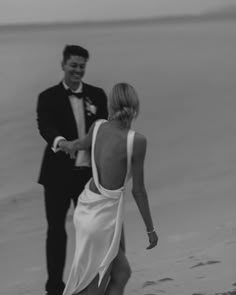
[192,289,236,295]
[225,240,236,246]
[212,290,236,295]
[142,281,158,288]
[195,275,206,280]
[142,278,174,288]
[158,277,174,282]
[190,260,221,269]
[223,289,236,295]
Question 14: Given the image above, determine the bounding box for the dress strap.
[91,120,107,190]
[124,130,135,184]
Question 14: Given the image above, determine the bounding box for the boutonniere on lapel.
[84,97,97,116]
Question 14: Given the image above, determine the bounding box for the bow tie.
[66,89,84,99]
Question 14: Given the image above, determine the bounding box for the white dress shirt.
[52,81,91,167]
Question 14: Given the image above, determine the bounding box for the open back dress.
[63,119,135,295]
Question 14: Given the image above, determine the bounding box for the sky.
[0,0,234,25]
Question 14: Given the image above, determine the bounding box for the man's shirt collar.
[62,80,83,93]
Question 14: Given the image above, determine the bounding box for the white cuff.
[52,136,66,153]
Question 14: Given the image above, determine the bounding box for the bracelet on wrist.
[147,228,155,234]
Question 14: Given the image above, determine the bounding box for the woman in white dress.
[61,83,158,295]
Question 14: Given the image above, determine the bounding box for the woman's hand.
[146,230,158,250]
[67,140,79,159]
[59,140,78,159]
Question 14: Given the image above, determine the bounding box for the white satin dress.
[63,119,135,295]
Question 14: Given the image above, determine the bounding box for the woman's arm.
[60,122,96,157]
[131,133,158,249]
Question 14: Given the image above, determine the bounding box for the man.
[37,45,108,295]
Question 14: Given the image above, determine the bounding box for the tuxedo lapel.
[81,83,90,131]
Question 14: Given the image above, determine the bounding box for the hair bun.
[111,107,135,126]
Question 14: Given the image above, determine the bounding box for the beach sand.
[1,185,236,295]
[1,17,236,295]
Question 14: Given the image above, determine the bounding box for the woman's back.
[92,121,130,191]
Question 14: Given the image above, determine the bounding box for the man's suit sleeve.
[36,91,62,147]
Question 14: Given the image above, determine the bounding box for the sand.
[1,16,236,295]
[1,185,236,295]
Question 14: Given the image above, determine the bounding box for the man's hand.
[146,230,158,250]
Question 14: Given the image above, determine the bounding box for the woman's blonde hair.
[108,82,140,128]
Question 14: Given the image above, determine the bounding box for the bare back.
[91,122,130,191]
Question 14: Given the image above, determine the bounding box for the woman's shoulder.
[133,131,147,156]
[133,131,146,144]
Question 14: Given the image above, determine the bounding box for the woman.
[62,83,158,295]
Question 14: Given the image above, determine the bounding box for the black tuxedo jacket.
[37,81,108,187]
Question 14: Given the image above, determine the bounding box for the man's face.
[62,55,87,87]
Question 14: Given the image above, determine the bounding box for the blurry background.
[0,0,234,24]
[0,0,236,201]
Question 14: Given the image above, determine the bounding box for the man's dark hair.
[62,45,89,62]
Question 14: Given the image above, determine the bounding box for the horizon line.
[1,9,236,30]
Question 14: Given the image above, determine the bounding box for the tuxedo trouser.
[44,167,92,295]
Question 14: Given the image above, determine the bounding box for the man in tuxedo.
[37,45,108,295]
